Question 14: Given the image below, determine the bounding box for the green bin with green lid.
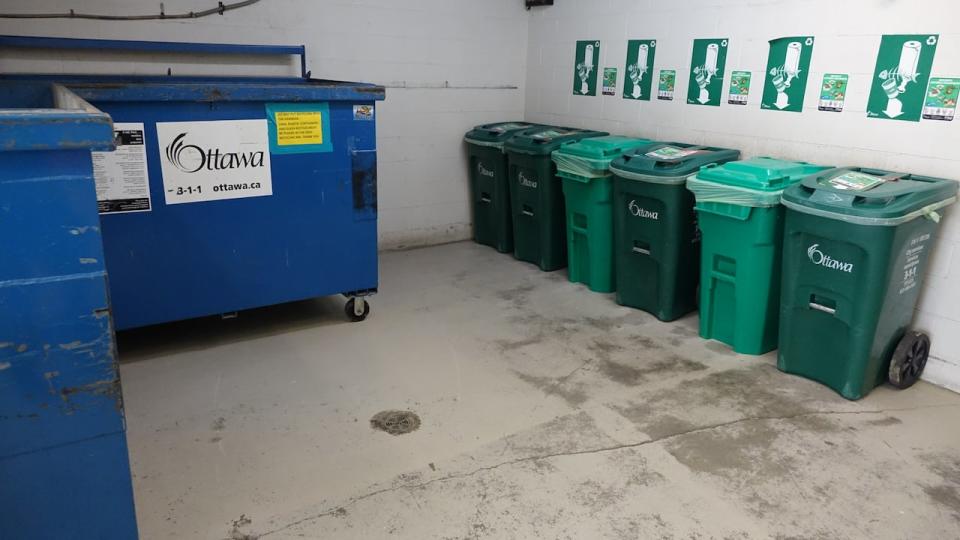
[504,126,607,271]
[687,157,831,354]
[778,167,958,399]
[464,122,541,253]
[610,143,740,320]
[552,135,654,292]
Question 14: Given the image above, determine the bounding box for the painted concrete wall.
[0,0,529,249]
[524,0,960,391]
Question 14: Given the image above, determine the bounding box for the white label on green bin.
[899,233,931,294]
[827,171,885,191]
[157,119,273,205]
[530,128,578,140]
[645,146,700,160]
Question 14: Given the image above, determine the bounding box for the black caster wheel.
[888,331,930,390]
[345,297,370,322]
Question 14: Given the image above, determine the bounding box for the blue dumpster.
[0,84,139,538]
[1,36,386,329]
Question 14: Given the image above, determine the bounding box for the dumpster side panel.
[94,100,379,329]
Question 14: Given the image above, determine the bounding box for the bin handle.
[0,35,310,78]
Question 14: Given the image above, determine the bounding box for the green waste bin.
[552,135,654,292]
[504,126,607,271]
[464,122,540,253]
[687,157,831,354]
[778,167,958,400]
[610,143,740,320]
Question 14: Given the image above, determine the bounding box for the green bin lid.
[551,136,654,178]
[503,125,608,156]
[693,157,830,191]
[781,167,959,223]
[610,142,740,179]
[464,121,540,146]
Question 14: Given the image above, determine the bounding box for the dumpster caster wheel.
[888,331,930,390]
[345,297,370,322]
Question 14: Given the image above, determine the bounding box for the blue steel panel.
[95,98,380,329]
[0,82,114,152]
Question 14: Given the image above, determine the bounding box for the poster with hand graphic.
[623,40,657,100]
[867,34,938,122]
[573,40,601,96]
[761,36,814,112]
[687,38,728,106]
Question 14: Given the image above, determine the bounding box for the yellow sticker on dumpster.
[274,111,323,146]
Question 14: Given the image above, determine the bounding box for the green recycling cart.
[687,158,830,354]
[504,126,607,271]
[610,143,740,320]
[464,122,540,253]
[552,136,654,292]
[778,167,958,400]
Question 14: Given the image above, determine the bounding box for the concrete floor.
[118,241,960,540]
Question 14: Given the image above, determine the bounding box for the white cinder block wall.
[0,0,529,249]
[525,0,960,391]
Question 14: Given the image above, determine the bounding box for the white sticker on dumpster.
[156,119,272,205]
[92,122,152,214]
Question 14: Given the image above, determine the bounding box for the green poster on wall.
[623,39,657,100]
[923,77,959,121]
[728,71,752,105]
[867,34,938,121]
[573,40,601,96]
[761,36,814,112]
[818,74,848,112]
[602,67,618,95]
[687,38,728,106]
[658,70,676,100]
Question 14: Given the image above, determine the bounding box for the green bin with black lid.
[687,157,831,354]
[778,167,958,399]
[552,135,654,292]
[464,122,540,253]
[609,143,740,320]
[504,126,607,271]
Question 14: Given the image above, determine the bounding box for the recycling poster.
[657,70,676,101]
[573,40,601,96]
[818,74,848,112]
[728,71,752,105]
[623,39,657,100]
[761,36,814,112]
[602,67,618,96]
[867,34,938,121]
[687,38,728,106]
[922,77,959,121]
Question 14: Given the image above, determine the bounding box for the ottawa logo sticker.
[807,244,853,273]
[628,200,658,219]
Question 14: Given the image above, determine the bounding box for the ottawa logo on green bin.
[477,162,495,178]
[628,200,658,219]
[518,171,538,189]
[807,244,854,273]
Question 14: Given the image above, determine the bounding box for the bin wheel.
[345,297,370,322]
[888,331,930,390]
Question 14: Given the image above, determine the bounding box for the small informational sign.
[658,69,676,100]
[92,122,152,214]
[818,73,849,112]
[353,104,375,121]
[602,67,618,95]
[922,77,959,121]
[728,71,752,105]
[156,119,273,205]
[828,171,884,191]
[266,103,332,154]
[274,111,322,146]
[645,146,701,160]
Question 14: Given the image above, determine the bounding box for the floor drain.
[370,410,421,435]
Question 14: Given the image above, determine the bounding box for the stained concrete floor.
[118,241,960,540]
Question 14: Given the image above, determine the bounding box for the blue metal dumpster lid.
[0,82,114,152]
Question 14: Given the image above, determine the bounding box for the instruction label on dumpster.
[266,103,333,154]
[156,119,272,205]
[92,122,152,214]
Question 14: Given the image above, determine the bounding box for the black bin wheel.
[345,298,370,322]
[888,331,930,390]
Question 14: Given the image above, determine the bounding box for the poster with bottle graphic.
[687,38,728,107]
[922,77,959,121]
[728,71,752,105]
[602,67,618,96]
[623,39,657,101]
[573,40,601,96]
[818,74,848,112]
[867,34,938,122]
[761,36,814,112]
[658,70,676,100]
